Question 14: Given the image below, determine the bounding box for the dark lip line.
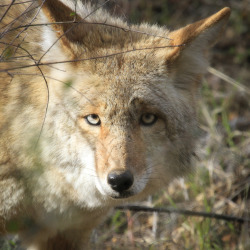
[110,191,134,199]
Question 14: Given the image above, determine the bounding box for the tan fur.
[0,1,230,249]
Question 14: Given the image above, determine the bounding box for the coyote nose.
[107,170,134,193]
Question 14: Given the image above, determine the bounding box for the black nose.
[107,170,134,193]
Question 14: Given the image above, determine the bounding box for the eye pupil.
[140,113,157,126]
[91,114,98,119]
[145,114,152,120]
[85,114,101,126]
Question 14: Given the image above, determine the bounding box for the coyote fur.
[0,0,230,249]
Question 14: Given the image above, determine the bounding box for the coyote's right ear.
[164,7,230,91]
[168,7,231,61]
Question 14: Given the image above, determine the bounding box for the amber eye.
[85,114,101,126]
[140,113,157,126]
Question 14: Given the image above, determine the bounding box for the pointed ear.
[41,0,89,56]
[165,7,230,92]
[168,7,231,61]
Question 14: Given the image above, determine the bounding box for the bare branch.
[7,21,173,41]
[0,0,15,23]
[0,1,33,8]
[116,205,250,223]
[0,0,45,59]
[36,0,111,64]
[1,44,185,73]
[0,41,50,147]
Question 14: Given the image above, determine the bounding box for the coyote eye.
[85,114,101,126]
[140,113,157,126]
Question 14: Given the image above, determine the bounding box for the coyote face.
[41,51,196,204]
[0,0,230,248]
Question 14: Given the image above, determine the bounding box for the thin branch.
[1,44,184,72]
[0,0,45,59]
[0,1,33,7]
[4,0,172,42]
[83,0,111,20]
[116,205,250,223]
[0,1,40,35]
[1,42,50,147]
[36,0,111,64]
[7,21,173,41]
[0,0,15,23]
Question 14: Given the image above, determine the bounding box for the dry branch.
[116,205,250,223]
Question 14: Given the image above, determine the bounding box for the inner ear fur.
[168,7,231,61]
[40,0,125,56]
[41,0,87,41]
[41,0,94,57]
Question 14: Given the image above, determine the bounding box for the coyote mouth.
[110,190,135,199]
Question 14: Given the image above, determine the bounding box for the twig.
[0,0,15,23]
[116,205,250,223]
[0,0,45,59]
[0,1,41,36]
[37,0,112,64]
[0,41,50,147]
[7,21,173,41]
[0,1,33,7]
[1,44,184,72]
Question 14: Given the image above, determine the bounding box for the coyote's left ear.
[168,7,231,61]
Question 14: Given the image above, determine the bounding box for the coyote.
[0,0,230,249]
